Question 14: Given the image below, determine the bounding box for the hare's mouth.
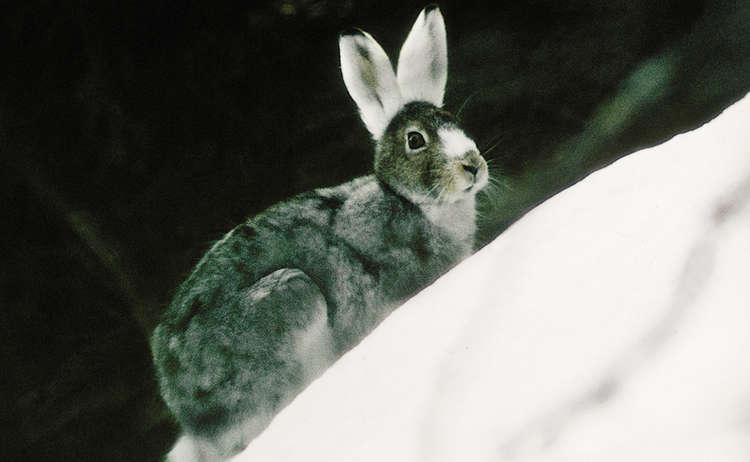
[460,170,487,193]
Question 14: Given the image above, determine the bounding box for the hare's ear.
[340,29,402,139]
[396,5,447,107]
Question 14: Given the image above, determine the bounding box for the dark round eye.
[407,131,426,150]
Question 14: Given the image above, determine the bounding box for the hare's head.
[340,5,487,205]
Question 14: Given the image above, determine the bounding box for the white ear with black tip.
[340,29,403,139]
[396,5,448,107]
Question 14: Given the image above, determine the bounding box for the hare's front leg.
[169,268,335,461]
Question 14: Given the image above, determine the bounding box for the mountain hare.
[151,5,488,461]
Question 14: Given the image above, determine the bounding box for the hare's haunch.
[151,6,488,461]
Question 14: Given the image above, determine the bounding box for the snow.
[234,93,750,462]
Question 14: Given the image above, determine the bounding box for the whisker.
[456,90,481,119]
[425,183,441,198]
[500,179,515,192]
[482,140,504,157]
[437,182,449,203]
[480,130,512,158]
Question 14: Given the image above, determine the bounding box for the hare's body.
[152,173,475,457]
[152,6,488,461]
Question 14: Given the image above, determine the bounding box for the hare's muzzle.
[462,163,479,179]
[459,151,488,192]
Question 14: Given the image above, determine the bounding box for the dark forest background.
[1,0,748,460]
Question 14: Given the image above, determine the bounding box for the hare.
[151,5,488,461]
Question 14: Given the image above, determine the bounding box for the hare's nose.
[462,163,478,178]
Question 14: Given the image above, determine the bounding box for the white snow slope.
[235,93,750,462]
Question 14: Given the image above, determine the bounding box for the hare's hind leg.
[247,268,335,383]
[175,268,335,461]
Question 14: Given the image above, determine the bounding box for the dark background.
[1,1,748,460]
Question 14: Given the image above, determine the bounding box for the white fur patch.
[293,307,334,382]
[438,127,478,159]
[420,197,476,248]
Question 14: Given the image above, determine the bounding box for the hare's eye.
[407,131,426,150]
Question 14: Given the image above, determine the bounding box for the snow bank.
[234,93,750,462]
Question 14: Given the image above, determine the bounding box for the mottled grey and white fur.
[151,5,488,461]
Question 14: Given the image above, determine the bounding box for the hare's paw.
[166,434,215,462]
